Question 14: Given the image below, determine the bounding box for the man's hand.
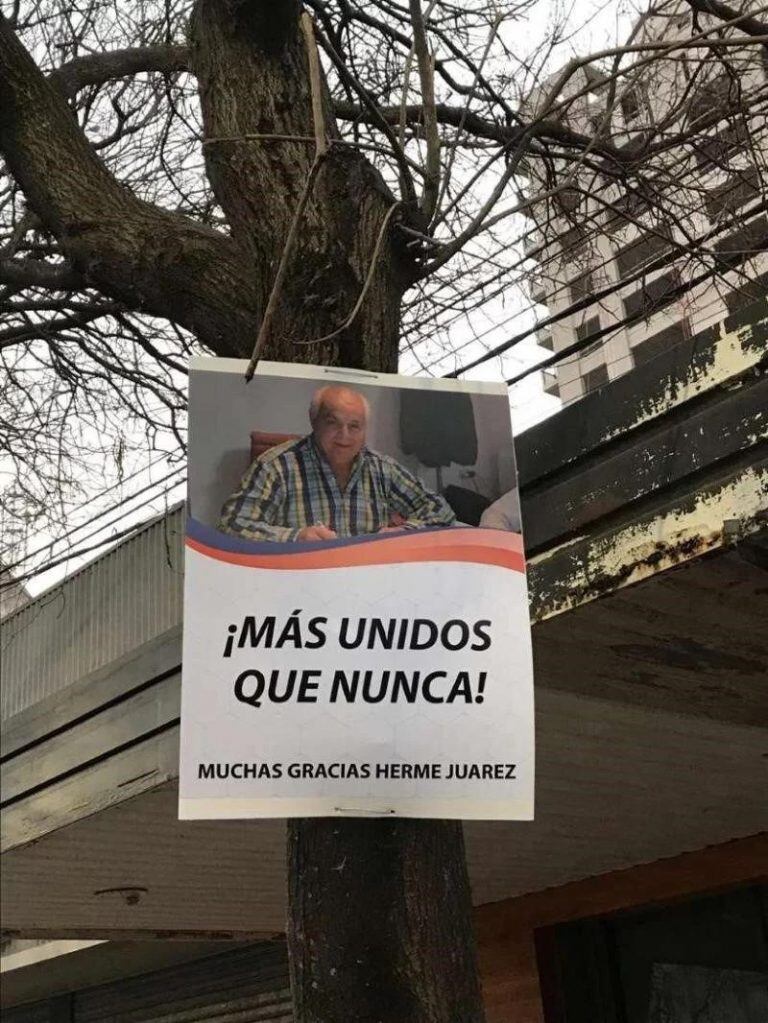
[297,524,338,541]
[378,524,405,533]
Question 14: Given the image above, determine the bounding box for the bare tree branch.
[0,13,262,354]
[407,0,440,219]
[48,42,628,164]
[49,44,190,98]
[0,302,122,347]
[684,0,768,48]
[0,257,84,291]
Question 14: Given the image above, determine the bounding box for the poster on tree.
[179,359,534,820]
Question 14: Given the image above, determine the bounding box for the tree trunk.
[189,0,409,371]
[288,819,485,1023]
[189,4,487,1019]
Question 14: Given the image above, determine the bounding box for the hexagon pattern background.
[179,549,534,820]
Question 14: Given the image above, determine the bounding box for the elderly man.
[219,385,456,542]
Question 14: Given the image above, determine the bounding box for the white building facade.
[524,1,768,404]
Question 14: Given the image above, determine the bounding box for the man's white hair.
[309,385,370,425]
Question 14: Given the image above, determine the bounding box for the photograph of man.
[219,385,456,543]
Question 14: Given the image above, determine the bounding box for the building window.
[622,270,680,320]
[561,224,588,259]
[616,230,673,280]
[694,120,750,170]
[621,87,642,123]
[724,270,768,316]
[589,109,608,135]
[542,368,560,398]
[538,885,768,1023]
[687,72,739,128]
[632,320,689,366]
[583,364,609,394]
[605,192,651,234]
[714,215,768,268]
[706,168,761,223]
[576,316,602,356]
[570,271,594,304]
[555,187,581,217]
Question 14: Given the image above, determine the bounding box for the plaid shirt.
[219,435,456,542]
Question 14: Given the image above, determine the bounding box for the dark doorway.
[537,884,768,1023]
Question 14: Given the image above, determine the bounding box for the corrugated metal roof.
[2,943,291,1023]
[1,507,185,720]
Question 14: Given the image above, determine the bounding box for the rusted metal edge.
[522,369,767,552]
[517,296,768,487]
[528,463,768,621]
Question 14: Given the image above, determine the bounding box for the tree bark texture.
[189,0,408,370]
[288,818,486,1023]
[0,4,487,1021]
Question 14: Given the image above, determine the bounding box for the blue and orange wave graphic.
[186,518,525,573]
